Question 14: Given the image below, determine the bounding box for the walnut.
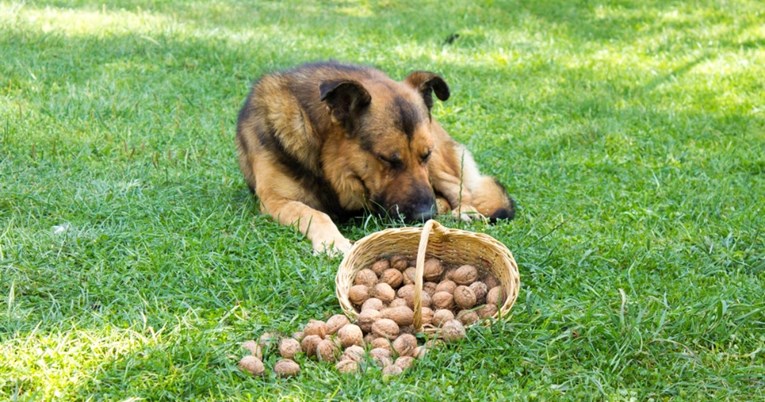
[380,268,404,289]
[390,255,409,271]
[431,291,455,310]
[453,285,477,309]
[337,324,364,348]
[300,334,322,357]
[423,281,438,296]
[353,268,379,287]
[381,306,415,326]
[303,319,328,338]
[278,338,301,359]
[420,307,434,326]
[476,303,498,319]
[369,347,393,368]
[423,258,444,281]
[389,298,408,308]
[371,318,400,340]
[435,279,457,294]
[469,281,488,305]
[336,359,360,374]
[450,265,478,285]
[348,285,370,306]
[395,356,416,370]
[392,334,417,357]
[274,359,300,377]
[316,339,339,362]
[483,274,500,289]
[372,282,396,303]
[326,314,351,335]
[402,267,416,285]
[370,259,391,276]
[432,309,455,327]
[356,309,381,333]
[382,364,403,377]
[241,340,262,359]
[342,345,366,362]
[238,355,265,377]
[486,286,506,306]
[361,297,384,311]
[457,309,479,326]
[440,319,466,342]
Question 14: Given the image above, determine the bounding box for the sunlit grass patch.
[1,325,162,399]
[0,3,176,37]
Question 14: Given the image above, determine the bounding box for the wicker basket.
[336,219,520,334]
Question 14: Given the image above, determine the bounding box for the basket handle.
[413,219,446,330]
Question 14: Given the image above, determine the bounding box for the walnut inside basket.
[349,255,506,330]
[335,220,520,336]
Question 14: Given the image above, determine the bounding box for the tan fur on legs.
[428,121,514,221]
[253,155,352,255]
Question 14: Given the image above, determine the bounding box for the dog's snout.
[399,188,436,222]
[375,184,436,222]
[410,202,435,222]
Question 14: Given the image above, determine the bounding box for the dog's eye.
[378,154,402,169]
[421,150,432,163]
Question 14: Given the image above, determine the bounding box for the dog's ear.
[404,71,450,111]
[320,80,371,130]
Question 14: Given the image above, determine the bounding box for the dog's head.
[320,71,449,222]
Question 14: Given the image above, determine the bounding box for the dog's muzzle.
[385,188,436,223]
[406,199,436,222]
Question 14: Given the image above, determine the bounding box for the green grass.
[1,0,763,400]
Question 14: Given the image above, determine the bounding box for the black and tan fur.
[236,62,514,255]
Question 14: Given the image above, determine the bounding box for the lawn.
[1,0,763,400]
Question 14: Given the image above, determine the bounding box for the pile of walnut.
[237,255,506,378]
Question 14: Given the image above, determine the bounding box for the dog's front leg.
[254,160,352,256]
[265,199,352,256]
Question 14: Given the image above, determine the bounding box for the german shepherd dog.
[236,62,514,255]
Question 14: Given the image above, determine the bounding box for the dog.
[236,61,515,255]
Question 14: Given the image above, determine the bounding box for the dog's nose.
[406,199,436,222]
[382,186,436,222]
[412,207,435,222]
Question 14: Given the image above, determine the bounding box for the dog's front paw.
[312,235,353,257]
[451,205,488,223]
